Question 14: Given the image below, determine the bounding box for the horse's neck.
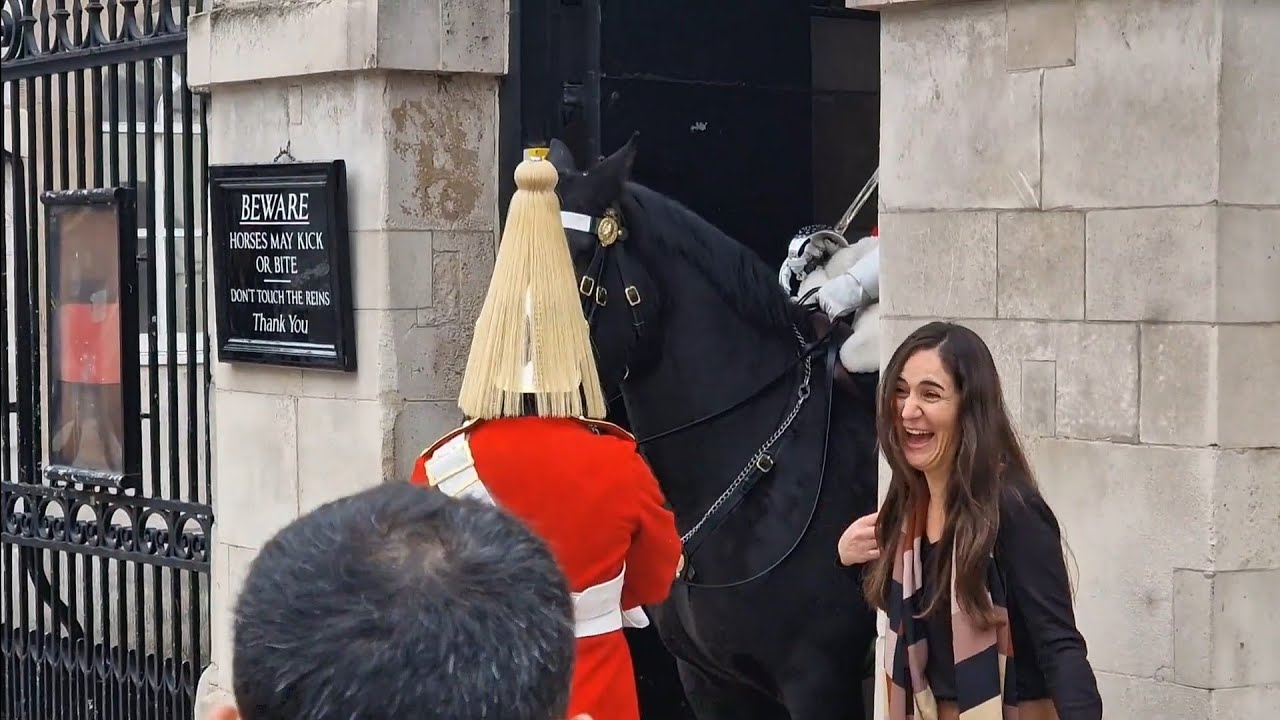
[623,263,800,516]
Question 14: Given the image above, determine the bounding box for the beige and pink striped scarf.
[884,501,1016,720]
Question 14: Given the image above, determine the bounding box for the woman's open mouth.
[903,427,934,451]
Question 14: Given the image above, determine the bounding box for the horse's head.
[547,135,662,395]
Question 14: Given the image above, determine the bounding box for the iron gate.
[2,1,213,718]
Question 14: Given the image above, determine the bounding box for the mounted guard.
[409,151,683,720]
[779,168,883,374]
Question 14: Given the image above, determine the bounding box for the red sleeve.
[409,453,428,486]
[620,451,683,608]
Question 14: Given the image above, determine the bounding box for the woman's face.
[893,348,960,479]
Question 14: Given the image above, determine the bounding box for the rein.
[564,205,849,589]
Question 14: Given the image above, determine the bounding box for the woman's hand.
[837,512,880,566]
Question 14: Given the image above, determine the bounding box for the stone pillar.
[853,0,1279,717]
[186,0,506,712]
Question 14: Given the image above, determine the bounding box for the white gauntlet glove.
[815,245,880,319]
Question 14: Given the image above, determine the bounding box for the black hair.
[231,481,576,720]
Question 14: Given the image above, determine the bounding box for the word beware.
[240,192,310,223]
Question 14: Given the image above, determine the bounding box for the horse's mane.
[621,182,801,332]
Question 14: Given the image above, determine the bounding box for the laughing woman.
[839,322,1102,720]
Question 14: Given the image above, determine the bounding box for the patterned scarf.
[884,500,1017,720]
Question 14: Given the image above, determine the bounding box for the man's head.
[210,481,578,720]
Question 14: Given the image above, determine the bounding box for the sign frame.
[207,160,356,371]
[40,186,142,490]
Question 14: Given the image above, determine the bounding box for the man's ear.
[208,705,241,720]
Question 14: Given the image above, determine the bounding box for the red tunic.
[410,416,683,720]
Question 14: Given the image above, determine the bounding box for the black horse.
[547,136,881,719]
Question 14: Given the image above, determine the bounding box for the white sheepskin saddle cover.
[794,235,881,375]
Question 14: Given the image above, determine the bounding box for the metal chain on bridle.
[679,325,811,545]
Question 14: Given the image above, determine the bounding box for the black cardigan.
[918,486,1103,719]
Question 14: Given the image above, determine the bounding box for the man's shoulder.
[417,418,486,462]
[422,416,638,458]
[572,417,637,443]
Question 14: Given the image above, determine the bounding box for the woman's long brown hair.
[862,322,1040,629]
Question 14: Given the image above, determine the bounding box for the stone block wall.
[854,0,1279,717]
[187,0,507,713]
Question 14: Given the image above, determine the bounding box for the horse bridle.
[562,204,659,397]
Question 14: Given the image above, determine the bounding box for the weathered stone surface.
[879,212,997,318]
[1140,324,1214,447]
[377,0,443,74]
[1214,449,1280,571]
[1093,672,1210,720]
[1042,0,1220,208]
[299,309,415,401]
[394,400,466,482]
[212,391,298,549]
[206,82,292,163]
[418,231,496,326]
[1213,684,1280,720]
[879,2,1041,210]
[1220,1,1280,206]
[1033,439,1214,677]
[399,323,473,402]
[941,318,1055,425]
[206,75,391,232]
[189,0,367,88]
[1212,569,1280,687]
[1020,359,1056,436]
[1173,568,1215,688]
[1052,322,1139,441]
[439,0,508,74]
[997,211,1085,319]
[189,0,505,88]
[208,542,257,699]
[417,250,461,327]
[386,73,499,232]
[1085,207,1216,322]
[1218,208,1280,324]
[284,75,393,232]
[351,231,435,310]
[1216,324,1280,448]
[296,398,389,515]
[1174,567,1280,689]
[1006,0,1076,71]
[878,316,930,370]
[194,663,234,720]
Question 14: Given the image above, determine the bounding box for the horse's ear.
[547,138,578,173]
[594,132,639,187]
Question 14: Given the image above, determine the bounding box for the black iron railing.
[2,1,213,718]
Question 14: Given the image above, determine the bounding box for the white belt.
[572,564,649,638]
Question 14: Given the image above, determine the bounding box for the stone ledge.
[848,0,977,10]
[189,0,507,91]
